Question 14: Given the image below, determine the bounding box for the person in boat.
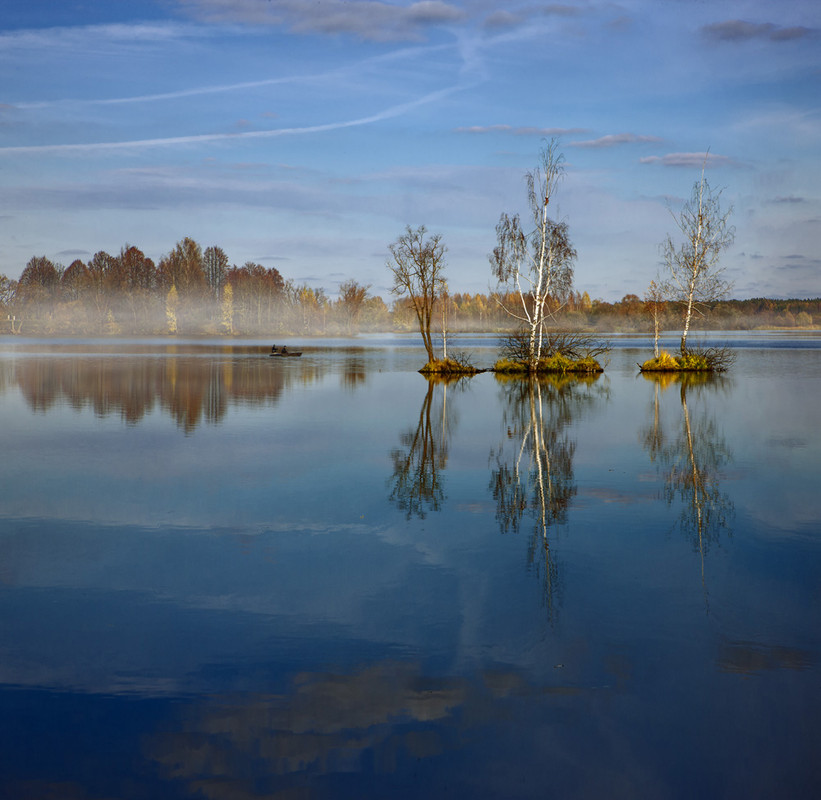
[281,345,288,354]
[271,344,278,353]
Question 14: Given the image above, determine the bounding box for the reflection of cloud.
[145,660,605,797]
[718,641,813,675]
[146,661,469,794]
[577,487,656,505]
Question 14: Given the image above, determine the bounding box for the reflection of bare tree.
[12,346,322,431]
[388,377,461,519]
[490,374,605,615]
[642,373,734,599]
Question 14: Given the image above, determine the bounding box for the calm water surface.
[1,333,819,799]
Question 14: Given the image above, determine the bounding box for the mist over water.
[1,333,819,798]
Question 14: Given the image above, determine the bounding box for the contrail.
[0,85,463,155]
[13,42,453,109]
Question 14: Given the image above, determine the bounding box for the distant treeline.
[2,238,818,336]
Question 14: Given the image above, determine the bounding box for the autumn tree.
[221,282,234,334]
[166,285,179,334]
[61,259,91,302]
[661,163,735,353]
[337,279,371,334]
[227,262,285,332]
[159,237,206,295]
[388,225,447,364]
[18,256,61,304]
[159,238,207,332]
[490,139,576,369]
[204,246,228,299]
[119,245,156,292]
[118,245,158,330]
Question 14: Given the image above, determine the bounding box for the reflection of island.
[642,373,734,592]
[490,374,606,614]
[388,377,461,519]
[11,345,324,432]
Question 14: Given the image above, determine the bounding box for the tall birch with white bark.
[661,164,735,353]
[490,139,576,369]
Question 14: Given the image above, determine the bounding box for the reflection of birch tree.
[389,378,458,519]
[490,375,604,614]
[643,374,734,599]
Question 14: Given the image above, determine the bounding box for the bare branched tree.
[661,161,735,353]
[490,139,576,369]
[388,225,447,363]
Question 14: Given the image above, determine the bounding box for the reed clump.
[640,347,734,373]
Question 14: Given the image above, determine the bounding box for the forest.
[2,236,818,337]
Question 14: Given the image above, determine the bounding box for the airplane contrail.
[0,85,464,155]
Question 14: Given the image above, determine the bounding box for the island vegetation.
[1,144,818,376]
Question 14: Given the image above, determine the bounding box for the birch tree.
[661,164,735,353]
[490,139,576,369]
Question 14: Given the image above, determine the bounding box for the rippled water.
[1,332,819,799]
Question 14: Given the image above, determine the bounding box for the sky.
[1,0,819,302]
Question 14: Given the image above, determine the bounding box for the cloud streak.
[0,86,465,155]
[455,124,587,136]
[701,19,818,43]
[177,0,466,41]
[570,133,663,149]
[640,152,736,168]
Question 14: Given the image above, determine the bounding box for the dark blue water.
[0,333,819,799]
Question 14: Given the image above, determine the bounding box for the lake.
[1,332,819,799]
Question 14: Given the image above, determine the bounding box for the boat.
[269,348,302,357]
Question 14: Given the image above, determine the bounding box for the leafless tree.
[387,225,447,363]
[661,162,735,353]
[490,139,576,369]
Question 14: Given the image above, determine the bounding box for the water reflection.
[146,661,468,795]
[388,377,462,519]
[341,355,367,391]
[490,374,606,615]
[142,660,598,799]
[641,373,734,593]
[9,352,326,432]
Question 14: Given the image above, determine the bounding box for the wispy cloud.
[12,35,454,110]
[16,75,317,110]
[0,86,464,156]
[176,0,466,41]
[570,133,663,149]
[640,152,736,168]
[482,3,582,30]
[701,20,818,43]
[455,124,587,136]
[0,21,202,52]
[771,196,807,205]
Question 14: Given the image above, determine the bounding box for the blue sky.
[1,0,819,301]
